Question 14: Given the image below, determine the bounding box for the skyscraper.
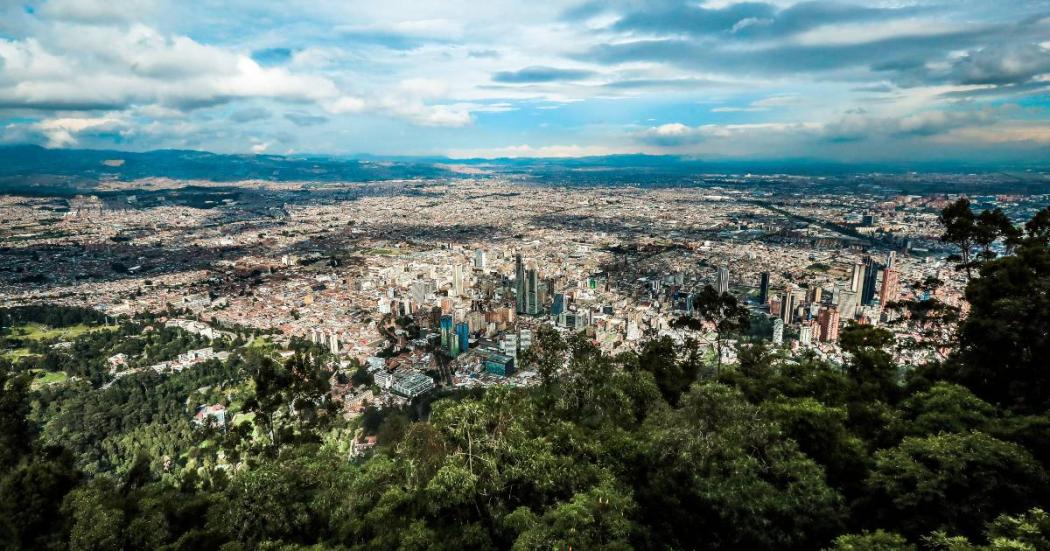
[452,264,464,297]
[515,254,526,314]
[772,318,784,345]
[880,267,899,307]
[455,322,470,355]
[861,255,881,306]
[551,293,566,316]
[850,260,865,294]
[817,307,841,342]
[780,291,793,323]
[716,266,730,295]
[526,268,541,315]
[440,315,453,352]
[474,249,487,270]
[758,271,770,305]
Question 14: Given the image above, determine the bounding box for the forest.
[1,200,1049,550]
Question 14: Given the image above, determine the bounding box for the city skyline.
[0,0,1048,162]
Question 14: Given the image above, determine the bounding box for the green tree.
[867,431,1049,538]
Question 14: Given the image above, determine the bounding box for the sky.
[0,0,1048,162]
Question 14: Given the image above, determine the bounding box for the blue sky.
[0,0,1048,161]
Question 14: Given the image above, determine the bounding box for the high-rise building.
[474,249,487,270]
[515,254,526,314]
[817,307,841,342]
[780,291,794,323]
[758,272,770,304]
[861,256,880,306]
[526,268,541,315]
[772,318,784,345]
[440,315,453,352]
[716,266,730,295]
[850,260,865,294]
[880,267,899,307]
[799,323,814,346]
[551,293,566,316]
[452,264,464,297]
[455,322,470,355]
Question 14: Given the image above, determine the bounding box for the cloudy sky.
[1,0,1048,161]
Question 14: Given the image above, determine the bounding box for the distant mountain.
[0,146,1046,194]
[0,145,452,184]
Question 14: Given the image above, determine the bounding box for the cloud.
[446,143,627,158]
[36,0,159,24]
[492,66,597,83]
[34,115,128,147]
[229,107,272,123]
[285,112,328,126]
[948,43,1050,85]
[0,24,341,111]
[822,109,1000,141]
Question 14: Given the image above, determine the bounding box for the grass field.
[8,322,109,341]
[1,347,34,361]
[29,369,69,389]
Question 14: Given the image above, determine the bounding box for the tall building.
[799,323,814,346]
[439,315,453,352]
[780,290,794,324]
[772,318,784,345]
[515,254,526,314]
[716,266,730,295]
[551,293,566,316]
[474,249,487,270]
[880,267,900,307]
[861,256,881,306]
[455,322,470,355]
[452,264,464,297]
[526,268,541,315]
[817,307,841,342]
[850,260,865,294]
[758,271,770,305]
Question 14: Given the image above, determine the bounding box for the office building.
[880,267,900,307]
[456,322,470,354]
[439,315,453,352]
[526,268,541,315]
[716,266,730,295]
[484,352,515,377]
[515,254,526,314]
[758,271,770,304]
[551,293,566,316]
[772,318,784,345]
[452,264,464,297]
[817,307,841,342]
[474,249,486,270]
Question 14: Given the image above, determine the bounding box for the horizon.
[0,1,1048,162]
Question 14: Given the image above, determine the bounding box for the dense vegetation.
[1,203,1050,550]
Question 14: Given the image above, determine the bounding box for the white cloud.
[446,144,629,158]
[34,115,127,147]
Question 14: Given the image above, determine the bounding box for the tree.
[867,431,1049,538]
[897,383,996,436]
[673,285,751,376]
[827,530,915,551]
[954,237,1050,412]
[0,370,33,471]
[637,383,844,550]
[940,198,980,278]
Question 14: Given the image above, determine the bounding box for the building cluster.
[3,176,1033,406]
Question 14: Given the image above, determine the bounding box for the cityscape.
[1,1,1050,549]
